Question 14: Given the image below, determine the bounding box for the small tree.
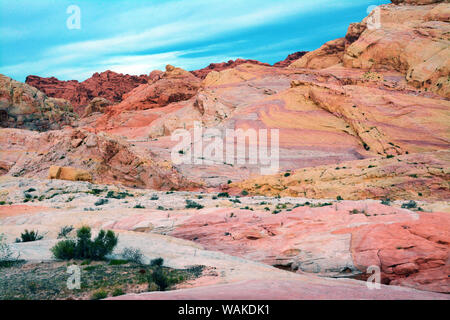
[51,226,118,261]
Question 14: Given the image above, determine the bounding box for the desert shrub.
[51,240,76,260]
[401,200,417,209]
[133,204,145,209]
[151,267,169,291]
[51,226,118,261]
[89,188,104,195]
[17,230,44,242]
[0,234,20,267]
[381,198,391,206]
[94,198,108,206]
[57,225,74,239]
[337,196,343,201]
[91,290,108,300]
[217,192,230,198]
[284,172,291,177]
[106,191,133,199]
[150,194,159,200]
[121,247,144,265]
[185,200,204,209]
[112,288,125,297]
[241,190,249,196]
[150,257,164,267]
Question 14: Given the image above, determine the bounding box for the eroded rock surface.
[26,71,149,114]
[0,74,76,131]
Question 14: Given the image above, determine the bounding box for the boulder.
[48,166,92,182]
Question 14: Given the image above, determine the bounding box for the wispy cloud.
[0,0,390,81]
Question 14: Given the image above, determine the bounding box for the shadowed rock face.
[25,71,149,114]
[0,74,76,132]
[0,128,195,190]
[273,51,308,67]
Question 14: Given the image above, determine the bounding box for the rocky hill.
[26,71,150,114]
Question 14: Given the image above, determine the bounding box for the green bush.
[185,200,204,209]
[51,226,118,261]
[94,198,109,206]
[150,257,164,267]
[51,240,76,260]
[17,230,44,242]
[106,191,133,199]
[241,190,249,196]
[108,259,128,266]
[151,267,169,291]
[217,192,230,198]
[91,290,108,300]
[401,200,417,209]
[150,194,159,201]
[112,288,125,297]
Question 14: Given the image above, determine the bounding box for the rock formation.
[191,58,271,79]
[0,128,195,190]
[26,71,149,114]
[273,51,308,67]
[48,166,92,182]
[82,97,112,118]
[232,151,450,200]
[0,74,76,131]
[290,0,450,98]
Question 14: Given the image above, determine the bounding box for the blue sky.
[0,0,389,82]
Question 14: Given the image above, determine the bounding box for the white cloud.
[0,0,375,80]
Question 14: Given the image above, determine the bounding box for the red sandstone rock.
[273,51,308,67]
[191,58,271,79]
[170,203,450,293]
[0,74,75,131]
[0,127,196,190]
[25,71,149,114]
